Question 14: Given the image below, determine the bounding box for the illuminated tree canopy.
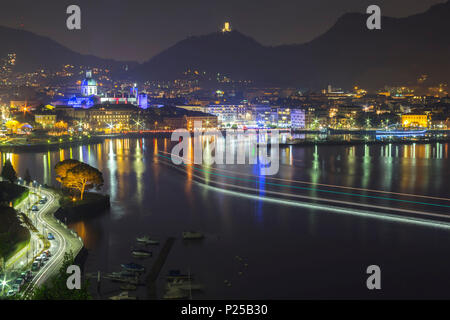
[55,159,82,184]
[55,160,103,200]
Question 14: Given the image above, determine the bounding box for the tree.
[55,159,81,184]
[4,120,20,134]
[62,163,103,200]
[1,159,17,184]
[24,169,32,184]
[31,251,91,300]
[54,120,68,132]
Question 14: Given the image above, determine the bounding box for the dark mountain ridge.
[0,26,137,73]
[135,1,450,89]
[0,1,449,90]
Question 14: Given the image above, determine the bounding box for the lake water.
[2,138,450,299]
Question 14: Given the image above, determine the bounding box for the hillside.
[134,1,450,89]
[0,26,137,74]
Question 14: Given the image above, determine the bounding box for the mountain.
[0,26,137,73]
[135,1,450,89]
[133,30,279,83]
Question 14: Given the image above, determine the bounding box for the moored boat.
[132,249,152,258]
[120,284,137,291]
[121,262,145,273]
[136,236,160,245]
[168,279,204,291]
[109,291,137,300]
[375,129,427,136]
[167,270,195,281]
[163,287,189,299]
[182,231,204,240]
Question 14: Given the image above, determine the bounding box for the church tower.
[81,70,98,96]
[222,22,232,33]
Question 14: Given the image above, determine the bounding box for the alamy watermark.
[66,265,81,290]
[170,122,280,176]
[367,5,381,30]
[366,265,381,290]
[66,5,81,30]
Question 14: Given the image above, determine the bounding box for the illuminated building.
[290,109,306,129]
[100,84,148,109]
[265,107,306,129]
[186,116,218,130]
[35,114,57,129]
[53,72,147,109]
[401,114,428,128]
[271,107,290,127]
[222,22,232,33]
[88,105,139,131]
[252,105,271,127]
[176,105,206,113]
[81,70,98,96]
[51,70,98,108]
[163,115,218,130]
[205,104,247,126]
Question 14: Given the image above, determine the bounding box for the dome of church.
[81,70,98,96]
[82,78,97,86]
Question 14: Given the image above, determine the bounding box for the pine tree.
[1,159,17,184]
[24,169,32,184]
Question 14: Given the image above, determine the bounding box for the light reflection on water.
[1,138,450,298]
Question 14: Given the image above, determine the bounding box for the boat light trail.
[157,149,450,202]
[161,157,450,230]
[156,152,450,210]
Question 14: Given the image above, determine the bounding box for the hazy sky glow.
[0,0,446,62]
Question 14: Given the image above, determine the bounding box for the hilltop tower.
[222,22,232,33]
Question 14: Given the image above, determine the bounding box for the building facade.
[35,114,57,129]
[401,114,428,128]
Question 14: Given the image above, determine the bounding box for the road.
[20,188,83,298]
[5,191,43,270]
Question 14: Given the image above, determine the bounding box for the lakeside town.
[0,51,449,300]
[0,0,449,305]
[1,49,449,148]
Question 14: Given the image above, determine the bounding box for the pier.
[146,237,175,299]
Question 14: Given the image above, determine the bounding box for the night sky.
[0,0,445,62]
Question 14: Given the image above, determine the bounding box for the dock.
[146,237,175,299]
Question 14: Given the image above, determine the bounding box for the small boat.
[109,291,137,300]
[107,271,136,278]
[168,279,204,291]
[104,273,139,284]
[120,284,137,291]
[132,249,152,258]
[182,231,204,240]
[375,129,427,136]
[163,288,189,299]
[121,262,145,273]
[166,270,193,281]
[136,236,160,245]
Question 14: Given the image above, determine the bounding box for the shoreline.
[280,137,450,147]
[0,136,105,153]
[0,131,449,153]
